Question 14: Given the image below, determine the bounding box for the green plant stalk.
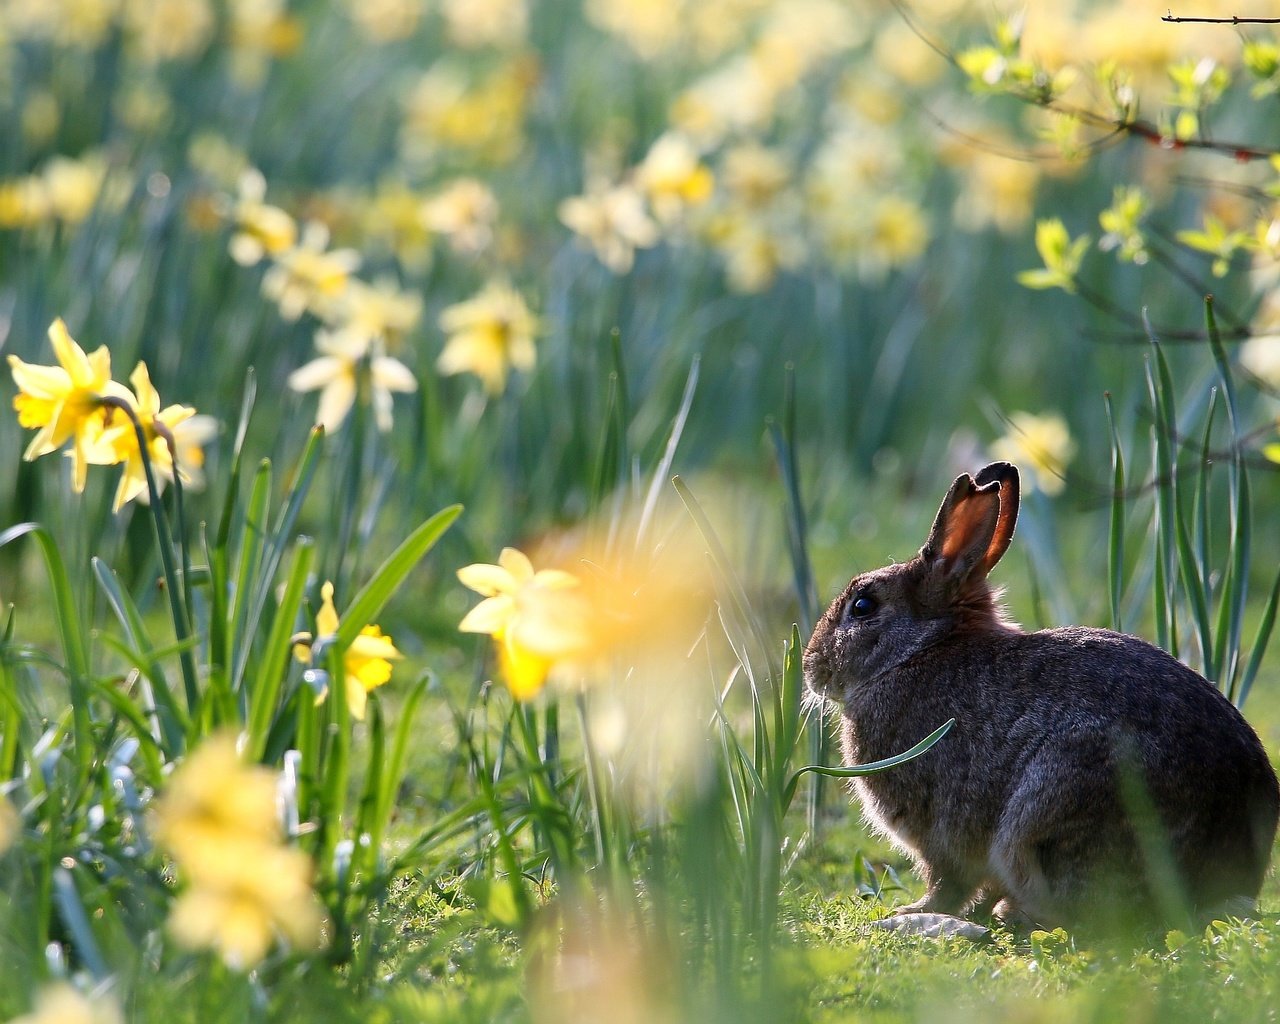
[245,539,313,760]
[1206,299,1251,701]
[230,460,272,696]
[1103,392,1125,632]
[103,399,201,715]
[575,692,609,871]
[1237,565,1280,708]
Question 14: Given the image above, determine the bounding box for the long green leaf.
[92,557,186,752]
[0,523,91,765]
[1103,393,1125,633]
[336,504,463,648]
[783,718,955,808]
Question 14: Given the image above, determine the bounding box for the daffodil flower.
[558,178,660,274]
[437,281,537,394]
[457,547,594,700]
[95,361,218,512]
[989,411,1077,496]
[7,318,132,491]
[287,329,417,433]
[261,221,361,322]
[152,735,324,970]
[229,168,297,267]
[292,581,402,720]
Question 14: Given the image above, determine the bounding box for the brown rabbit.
[804,462,1279,934]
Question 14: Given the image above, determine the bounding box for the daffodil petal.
[457,562,515,597]
[459,595,513,634]
[498,547,534,582]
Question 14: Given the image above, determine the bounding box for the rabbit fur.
[804,462,1279,933]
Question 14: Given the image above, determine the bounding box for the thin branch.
[1162,13,1280,25]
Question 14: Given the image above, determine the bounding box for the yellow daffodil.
[229,169,297,266]
[635,132,714,224]
[95,362,218,512]
[287,329,417,433]
[261,221,361,321]
[166,842,322,969]
[152,734,324,969]
[437,281,537,394]
[6,983,123,1024]
[292,581,402,720]
[989,411,1077,496]
[559,178,660,274]
[7,319,131,492]
[457,547,594,700]
[422,177,499,255]
[333,277,423,350]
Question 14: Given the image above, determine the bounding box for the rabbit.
[804,462,1280,935]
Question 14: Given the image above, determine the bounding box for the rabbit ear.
[920,472,1003,582]
[973,462,1019,574]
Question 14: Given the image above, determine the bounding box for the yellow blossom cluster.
[224,169,540,415]
[400,57,537,167]
[292,581,404,721]
[0,152,126,231]
[7,320,215,510]
[151,735,325,968]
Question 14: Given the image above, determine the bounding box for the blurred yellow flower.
[6,983,122,1024]
[228,0,303,87]
[344,0,424,43]
[123,0,215,64]
[721,143,789,210]
[334,278,424,350]
[585,0,683,59]
[0,177,50,230]
[441,0,527,48]
[401,59,535,165]
[707,209,804,293]
[989,411,1076,496]
[954,150,1041,235]
[229,169,298,267]
[635,132,714,224]
[262,222,361,321]
[152,734,324,968]
[1241,291,1280,389]
[422,177,499,255]
[166,842,322,969]
[360,180,433,270]
[864,195,930,278]
[559,178,660,273]
[95,362,217,512]
[292,581,403,721]
[287,329,417,433]
[457,547,594,700]
[8,319,131,492]
[0,793,17,854]
[437,281,537,394]
[4,0,119,50]
[42,154,110,226]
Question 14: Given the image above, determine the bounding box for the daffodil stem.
[103,398,200,718]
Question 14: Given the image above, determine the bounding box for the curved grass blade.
[783,718,955,808]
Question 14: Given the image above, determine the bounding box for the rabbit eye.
[843,594,877,620]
